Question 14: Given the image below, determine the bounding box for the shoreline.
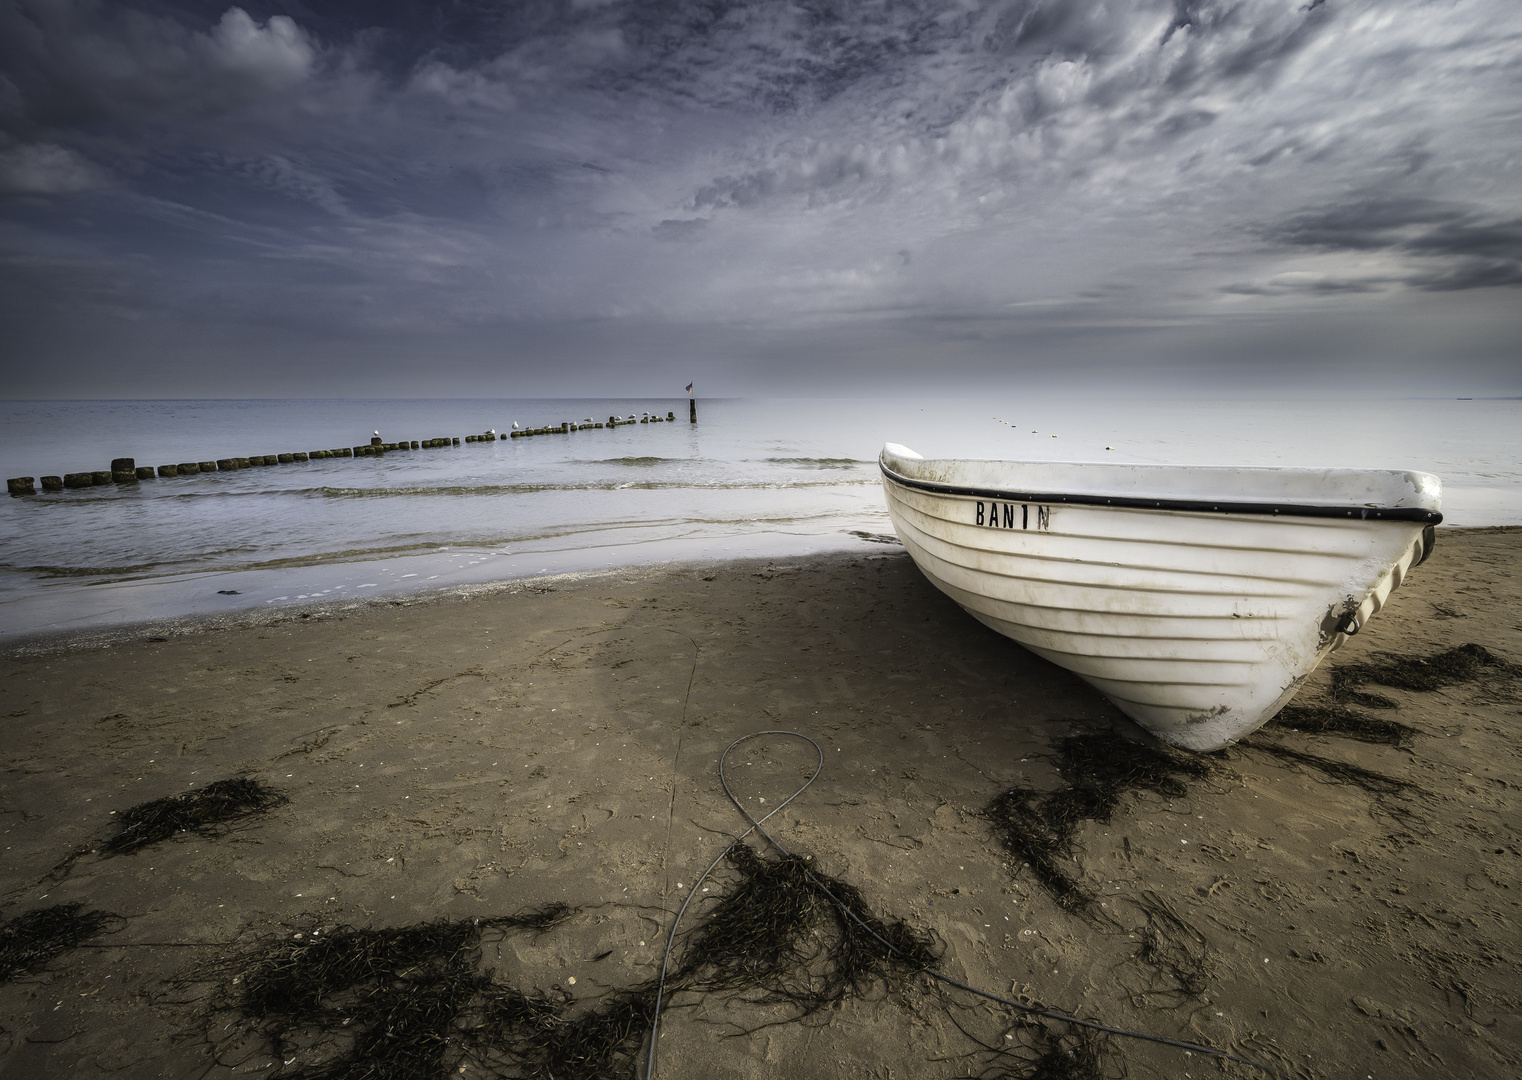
[0,528,1517,1078]
[0,529,887,658]
[6,524,1513,660]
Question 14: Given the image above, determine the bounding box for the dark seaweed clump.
[1328,643,1519,709]
[679,844,938,1012]
[954,1015,1109,1080]
[103,776,287,855]
[0,903,121,983]
[1017,1035,1107,1080]
[1130,892,1212,1001]
[1267,644,1520,746]
[204,847,938,1080]
[985,735,1216,912]
[995,1030,1108,1080]
[219,905,571,1079]
[1252,744,1411,796]
[1270,703,1415,746]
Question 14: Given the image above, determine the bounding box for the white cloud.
[409,62,517,111]
[0,142,106,195]
[206,9,316,88]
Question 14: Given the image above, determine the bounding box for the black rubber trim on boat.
[879,462,1444,525]
[1418,523,1438,564]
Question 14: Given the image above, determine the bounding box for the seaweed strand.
[984,735,1215,913]
[0,904,121,983]
[104,776,287,856]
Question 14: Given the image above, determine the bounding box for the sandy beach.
[1,528,1518,1079]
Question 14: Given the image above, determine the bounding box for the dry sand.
[0,528,1518,1079]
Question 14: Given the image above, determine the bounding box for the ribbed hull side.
[882,474,1429,750]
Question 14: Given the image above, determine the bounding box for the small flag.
[685,382,693,393]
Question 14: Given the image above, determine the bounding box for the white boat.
[879,444,1441,751]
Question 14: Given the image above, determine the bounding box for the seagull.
[512,421,519,429]
[373,430,379,437]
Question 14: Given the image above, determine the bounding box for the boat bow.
[880,443,1441,751]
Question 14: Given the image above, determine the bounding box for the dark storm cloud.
[0,2,317,135]
[1222,274,1389,296]
[1239,197,1522,294]
[0,0,1519,397]
[1263,198,1468,252]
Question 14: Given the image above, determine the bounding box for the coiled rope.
[644,730,1281,1079]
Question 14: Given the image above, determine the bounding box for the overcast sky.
[1,0,1519,398]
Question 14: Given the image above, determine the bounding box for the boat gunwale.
[880,460,1444,524]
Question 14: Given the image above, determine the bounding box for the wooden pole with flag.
[687,381,696,423]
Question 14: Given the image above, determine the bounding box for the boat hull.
[880,448,1439,751]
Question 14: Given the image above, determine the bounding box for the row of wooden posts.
[6,407,690,496]
[497,411,678,440]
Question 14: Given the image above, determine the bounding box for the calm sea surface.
[1,397,1517,642]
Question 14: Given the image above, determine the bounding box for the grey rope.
[644,731,824,1080]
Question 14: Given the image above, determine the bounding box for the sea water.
[1,396,1517,642]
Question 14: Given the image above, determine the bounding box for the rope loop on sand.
[644,730,1282,1079]
[644,730,824,1080]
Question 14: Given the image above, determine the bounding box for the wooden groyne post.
[9,410,691,496]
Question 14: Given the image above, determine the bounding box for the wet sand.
[0,528,1518,1079]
